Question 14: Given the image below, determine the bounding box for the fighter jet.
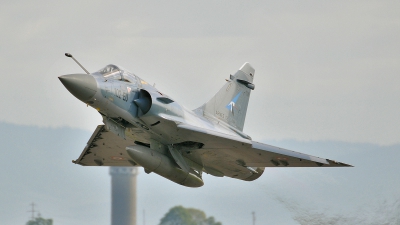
[59,53,351,188]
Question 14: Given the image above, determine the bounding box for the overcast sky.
[0,0,398,146]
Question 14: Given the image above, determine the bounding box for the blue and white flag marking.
[226,92,241,115]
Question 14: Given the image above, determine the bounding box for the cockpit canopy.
[96,64,137,83]
[98,64,120,74]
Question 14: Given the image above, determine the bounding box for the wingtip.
[340,163,353,167]
[327,159,353,167]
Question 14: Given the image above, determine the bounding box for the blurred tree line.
[26,217,53,225]
[159,206,222,225]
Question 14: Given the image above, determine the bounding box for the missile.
[126,145,204,187]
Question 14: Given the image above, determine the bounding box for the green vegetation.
[26,217,53,225]
[159,206,222,225]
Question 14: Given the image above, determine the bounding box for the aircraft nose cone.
[58,74,97,102]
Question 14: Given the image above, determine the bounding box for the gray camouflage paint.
[59,62,351,187]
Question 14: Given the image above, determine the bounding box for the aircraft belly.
[125,126,152,144]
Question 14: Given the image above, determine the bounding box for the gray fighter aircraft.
[59,53,351,187]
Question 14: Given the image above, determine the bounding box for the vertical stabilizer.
[199,62,255,131]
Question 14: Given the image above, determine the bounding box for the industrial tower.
[109,167,138,225]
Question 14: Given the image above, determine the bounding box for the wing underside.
[73,123,351,182]
[176,124,352,180]
[73,125,136,166]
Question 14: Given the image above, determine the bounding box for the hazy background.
[1,123,399,225]
[0,1,399,224]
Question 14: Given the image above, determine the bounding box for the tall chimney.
[110,167,138,225]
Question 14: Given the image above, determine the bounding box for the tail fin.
[198,62,255,131]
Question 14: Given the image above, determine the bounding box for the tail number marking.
[216,110,226,119]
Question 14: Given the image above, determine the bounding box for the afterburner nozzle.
[59,74,97,103]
